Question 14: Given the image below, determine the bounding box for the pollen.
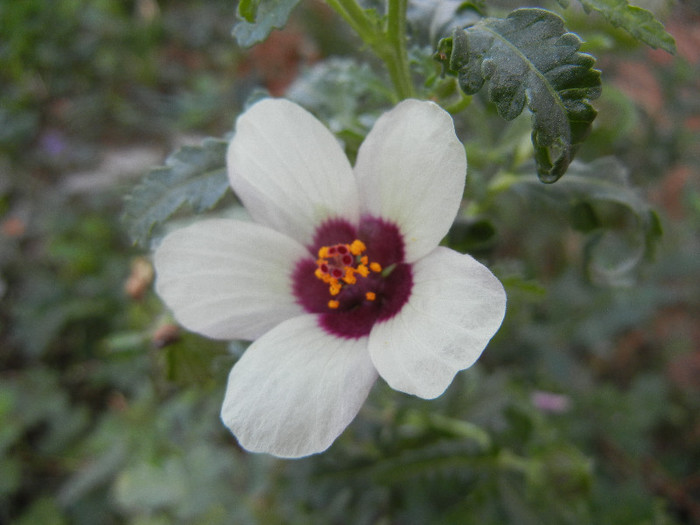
[329,281,342,296]
[356,265,370,277]
[343,268,357,284]
[328,300,340,309]
[349,240,366,255]
[365,292,376,301]
[314,239,382,300]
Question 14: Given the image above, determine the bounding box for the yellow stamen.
[343,268,357,284]
[356,265,370,277]
[328,300,340,309]
[350,240,366,255]
[365,292,376,301]
[314,239,382,301]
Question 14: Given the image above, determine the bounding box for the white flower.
[154,98,506,458]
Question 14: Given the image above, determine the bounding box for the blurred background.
[1,0,699,523]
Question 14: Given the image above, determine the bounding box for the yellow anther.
[315,240,383,300]
[328,300,340,309]
[356,265,370,277]
[350,239,366,255]
[343,268,357,284]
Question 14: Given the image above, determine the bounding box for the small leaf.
[575,0,676,54]
[436,8,601,182]
[422,412,492,450]
[232,0,302,48]
[237,0,261,23]
[122,138,230,247]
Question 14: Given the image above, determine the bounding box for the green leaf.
[447,217,497,253]
[58,444,127,506]
[232,0,302,48]
[14,498,67,525]
[575,0,676,54]
[497,157,662,285]
[436,8,601,182]
[122,138,229,247]
[237,0,261,23]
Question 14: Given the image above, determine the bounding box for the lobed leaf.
[232,0,302,48]
[575,0,676,54]
[436,8,602,182]
[122,138,230,247]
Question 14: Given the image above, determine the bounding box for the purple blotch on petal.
[358,216,404,267]
[319,263,412,339]
[310,218,357,253]
[293,216,413,339]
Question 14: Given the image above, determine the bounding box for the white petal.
[369,247,505,399]
[221,316,377,458]
[354,99,467,262]
[154,219,307,340]
[227,98,359,246]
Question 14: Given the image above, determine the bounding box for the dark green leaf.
[122,138,229,247]
[575,0,676,54]
[436,8,601,182]
[569,201,600,232]
[232,0,302,48]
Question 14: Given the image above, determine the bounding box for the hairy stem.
[384,0,414,99]
[324,0,377,45]
[326,0,414,100]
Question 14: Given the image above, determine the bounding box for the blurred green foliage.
[1,0,699,524]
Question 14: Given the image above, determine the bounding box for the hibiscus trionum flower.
[154,98,506,458]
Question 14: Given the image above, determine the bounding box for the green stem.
[444,92,472,115]
[384,0,414,99]
[325,0,377,44]
[326,0,415,100]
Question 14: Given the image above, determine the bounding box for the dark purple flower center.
[292,216,413,339]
